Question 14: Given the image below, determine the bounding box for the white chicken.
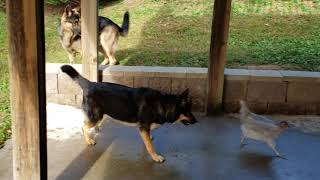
[239,100,289,158]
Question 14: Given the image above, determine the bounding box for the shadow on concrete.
[95,154,184,180]
[55,135,116,180]
[237,152,273,176]
[55,120,185,180]
[52,114,320,180]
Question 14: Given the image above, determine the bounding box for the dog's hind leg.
[100,26,119,65]
[94,117,106,131]
[82,121,96,145]
[82,116,104,146]
[100,50,110,65]
[139,127,165,163]
[106,47,117,66]
[82,120,96,145]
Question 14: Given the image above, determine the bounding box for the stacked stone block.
[46,63,320,114]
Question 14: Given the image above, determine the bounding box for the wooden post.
[6,0,47,179]
[207,0,232,114]
[81,0,98,81]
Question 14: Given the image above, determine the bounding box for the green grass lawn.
[0,10,11,146]
[1,0,320,146]
[45,0,320,71]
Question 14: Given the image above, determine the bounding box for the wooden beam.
[81,0,98,81]
[207,0,232,114]
[6,0,47,179]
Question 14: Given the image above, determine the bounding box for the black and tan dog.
[61,65,197,163]
[57,5,129,65]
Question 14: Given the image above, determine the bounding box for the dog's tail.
[239,100,250,116]
[120,11,129,36]
[61,65,90,90]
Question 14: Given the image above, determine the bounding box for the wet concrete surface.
[1,104,320,180]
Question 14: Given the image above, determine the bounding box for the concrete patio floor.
[1,103,320,180]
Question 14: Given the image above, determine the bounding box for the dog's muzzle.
[180,114,197,126]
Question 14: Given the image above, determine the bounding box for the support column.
[6,0,47,179]
[207,0,232,114]
[81,0,98,81]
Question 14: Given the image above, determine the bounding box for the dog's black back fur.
[98,11,129,36]
[61,65,195,129]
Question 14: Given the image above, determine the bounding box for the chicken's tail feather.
[239,100,250,117]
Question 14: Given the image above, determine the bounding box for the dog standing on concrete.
[57,5,129,65]
[61,65,197,163]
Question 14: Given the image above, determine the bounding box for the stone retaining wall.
[223,69,320,114]
[46,63,320,115]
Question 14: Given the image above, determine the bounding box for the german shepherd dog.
[61,65,197,163]
[57,5,129,65]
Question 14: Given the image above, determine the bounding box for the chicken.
[239,100,289,158]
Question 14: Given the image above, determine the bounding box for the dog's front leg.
[68,53,76,64]
[139,127,165,163]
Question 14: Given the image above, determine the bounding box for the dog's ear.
[180,89,189,99]
[65,5,72,16]
[74,6,81,14]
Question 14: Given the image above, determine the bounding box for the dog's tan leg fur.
[100,26,119,65]
[68,53,75,64]
[99,47,110,65]
[82,117,104,145]
[139,127,165,163]
[95,118,105,131]
[82,121,96,145]
[101,55,110,65]
[106,50,117,66]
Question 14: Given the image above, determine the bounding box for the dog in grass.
[61,65,197,163]
[57,5,129,65]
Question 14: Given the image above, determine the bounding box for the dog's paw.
[86,138,96,146]
[152,154,165,163]
[109,61,117,66]
[88,128,100,140]
[100,61,108,65]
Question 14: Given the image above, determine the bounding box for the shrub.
[45,0,79,5]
